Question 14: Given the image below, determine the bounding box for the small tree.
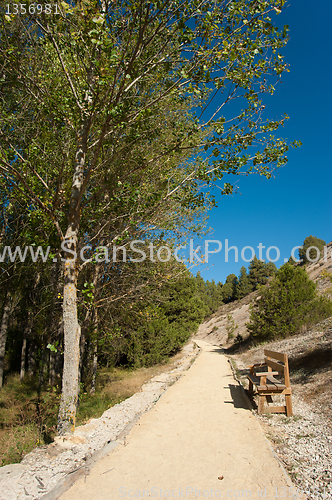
[299,236,326,264]
[248,257,277,290]
[236,266,253,299]
[226,313,238,340]
[247,263,332,341]
[222,274,238,303]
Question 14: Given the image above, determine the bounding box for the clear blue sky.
[192,0,332,284]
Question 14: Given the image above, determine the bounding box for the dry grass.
[0,424,43,466]
[97,351,185,399]
[76,350,188,426]
[0,345,190,465]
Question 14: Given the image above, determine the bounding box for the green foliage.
[46,342,58,353]
[248,256,277,289]
[298,235,326,264]
[222,274,238,303]
[236,266,253,299]
[247,263,332,341]
[193,273,223,315]
[321,270,332,283]
[123,274,207,367]
[0,0,300,244]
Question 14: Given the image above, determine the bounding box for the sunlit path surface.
[59,340,299,500]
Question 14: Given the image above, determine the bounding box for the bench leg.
[248,380,253,393]
[258,394,266,414]
[285,394,293,417]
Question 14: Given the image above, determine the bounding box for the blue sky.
[192,0,332,284]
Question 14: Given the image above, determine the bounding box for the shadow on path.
[224,384,251,410]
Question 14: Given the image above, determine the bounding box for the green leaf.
[47,343,58,353]
[92,16,104,24]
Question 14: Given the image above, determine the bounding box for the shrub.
[298,235,326,264]
[247,263,332,341]
[226,314,238,340]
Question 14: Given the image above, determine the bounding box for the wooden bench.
[247,349,293,416]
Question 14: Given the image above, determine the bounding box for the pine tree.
[236,266,253,299]
[193,274,223,316]
[299,236,326,264]
[222,274,238,303]
[247,263,332,341]
[248,257,277,290]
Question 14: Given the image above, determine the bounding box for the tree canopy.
[0,0,300,433]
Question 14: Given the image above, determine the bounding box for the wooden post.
[284,354,293,416]
[258,395,265,414]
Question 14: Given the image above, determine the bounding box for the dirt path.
[58,340,300,500]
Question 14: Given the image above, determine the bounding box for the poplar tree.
[0,0,299,433]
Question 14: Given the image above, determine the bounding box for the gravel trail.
[57,340,299,500]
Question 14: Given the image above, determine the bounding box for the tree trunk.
[27,340,36,376]
[20,338,27,382]
[55,322,63,379]
[38,348,47,388]
[78,308,91,390]
[20,310,33,382]
[78,326,86,387]
[79,264,100,393]
[57,254,80,435]
[57,124,87,435]
[48,352,55,386]
[90,306,99,395]
[0,295,11,389]
[90,341,98,394]
[46,256,62,385]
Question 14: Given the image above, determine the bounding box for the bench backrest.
[263,349,291,388]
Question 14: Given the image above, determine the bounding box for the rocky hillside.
[306,240,332,295]
[194,241,332,347]
[194,290,257,345]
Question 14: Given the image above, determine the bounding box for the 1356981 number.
[6,4,59,15]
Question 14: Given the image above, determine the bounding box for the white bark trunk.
[57,256,80,435]
[0,295,11,389]
[20,338,27,382]
[57,124,87,435]
[20,311,33,382]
